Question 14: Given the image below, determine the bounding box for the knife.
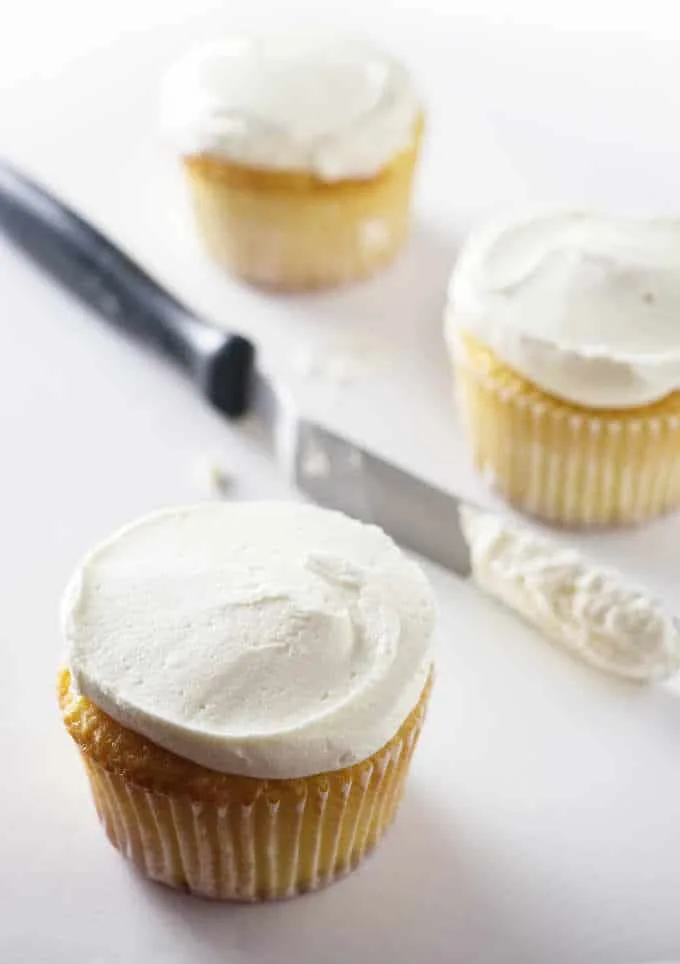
[0,160,473,574]
[3,160,680,685]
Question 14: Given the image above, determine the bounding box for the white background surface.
[2,2,680,962]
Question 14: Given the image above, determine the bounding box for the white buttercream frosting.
[62,503,435,779]
[460,506,680,682]
[447,210,680,408]
[160,35,420,180]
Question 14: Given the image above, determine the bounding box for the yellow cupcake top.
[160,35,420,180]
[448,210,680,408]
[61,502,435,779]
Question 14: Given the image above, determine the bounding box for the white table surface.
[2,3,680,962]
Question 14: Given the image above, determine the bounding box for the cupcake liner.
[181,119,423,291]
[453,333,680,526]
[77,686,429,901]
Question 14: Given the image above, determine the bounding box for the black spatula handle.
[0,160,255,417]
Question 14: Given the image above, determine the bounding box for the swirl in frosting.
[159,35,420,180]
[62,503,435,778]
[447,210,680,408]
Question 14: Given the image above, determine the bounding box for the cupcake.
[446,211,680,527]
[59,503,435,900]
[160,36,423,290]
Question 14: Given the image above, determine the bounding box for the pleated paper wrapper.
[453,332,680,527]
[181,118,423,291]
[78,683,430,901]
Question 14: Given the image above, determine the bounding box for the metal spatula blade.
[0,159,473,573]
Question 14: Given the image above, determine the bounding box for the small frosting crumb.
[359,217,392,252]
[291,335,381,386]
[193,455,232,497]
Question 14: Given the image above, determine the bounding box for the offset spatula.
[0,161,472,574]
[4,161,680,685]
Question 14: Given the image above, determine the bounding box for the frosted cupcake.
[160,36,423,290]
[59,503,435,900]
[446,211,680,527]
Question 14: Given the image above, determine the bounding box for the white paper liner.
[184,148,418,291]
[81,701,425,901]
[453,341,680,526]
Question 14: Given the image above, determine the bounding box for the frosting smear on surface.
[62,503,435,779]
